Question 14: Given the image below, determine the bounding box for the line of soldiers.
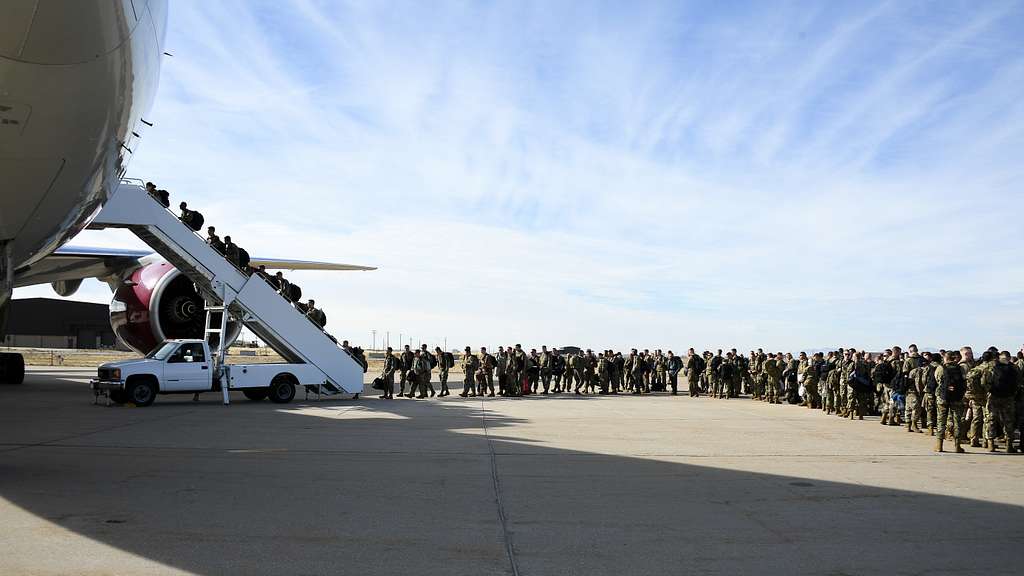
[376,346,688,399]
[374,343,1023,454]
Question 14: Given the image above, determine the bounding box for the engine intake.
[110,262,241,354]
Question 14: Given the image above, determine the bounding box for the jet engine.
[109,262,241,354]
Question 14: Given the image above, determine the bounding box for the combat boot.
[934,438,943,452]
[928,426,935,436]
[1006,439,1016,454]
[987,440,996,453]
[970,438,981,448]
[954,441,965,454]
[880,412,888,425]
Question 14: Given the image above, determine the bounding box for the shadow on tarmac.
[1,376,1022,575]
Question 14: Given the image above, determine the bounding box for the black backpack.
[848,367,872,392]
[444,352,455,369]
[944,364,966,402]
[428,353,438,369]
[990,363,1018,398]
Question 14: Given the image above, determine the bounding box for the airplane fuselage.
[0,0,168,310]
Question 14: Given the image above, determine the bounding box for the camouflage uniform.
[965,359,987,446]
[801,356,823,408]
[935,362,967,451]
[381,352,399,399]
[905,360,933,433]
[539,349,553,393]
[763,357,781,404]
[921,359,941,433]
[399,348,415,395]
[479,351,495,396]
[846,357,873,419]
[460,350,478,397]
[685,354,701,397]
[983,361,1020,452]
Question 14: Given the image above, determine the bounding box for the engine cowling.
[109,262,241,354]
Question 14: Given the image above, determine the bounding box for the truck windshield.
[146,342,179,361]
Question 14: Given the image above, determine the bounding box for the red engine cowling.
[109,262,241,354]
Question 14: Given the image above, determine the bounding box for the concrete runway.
[1,368,1022,575]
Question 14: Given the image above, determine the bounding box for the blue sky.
[21,0,1024,352]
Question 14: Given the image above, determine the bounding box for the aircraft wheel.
[0,353,25,385]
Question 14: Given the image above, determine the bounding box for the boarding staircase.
[89,181,364,398]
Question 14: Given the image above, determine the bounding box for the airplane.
[0,1,371,383]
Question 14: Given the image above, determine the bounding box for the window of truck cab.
[147,342,179,361]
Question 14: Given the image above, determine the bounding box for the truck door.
[164,343,211,391]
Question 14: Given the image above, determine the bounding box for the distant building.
[2,298,120,350]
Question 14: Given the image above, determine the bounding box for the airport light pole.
[372,330,377,351]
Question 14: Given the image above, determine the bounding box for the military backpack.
[943,364,967,402]
[990,363,1018,398]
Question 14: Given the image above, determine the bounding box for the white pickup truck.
[90,339,333,406]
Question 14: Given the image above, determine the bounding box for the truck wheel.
[243,388,269,401]
[125,377,157,407]
[269,375,296,404]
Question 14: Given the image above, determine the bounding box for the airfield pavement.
[0,367,1022,575]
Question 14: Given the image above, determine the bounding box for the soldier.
[495,346,508,396]
[479,347,496,397]
[459,346,478,398]
[706,351,722,399]
[781,353,799,404]
[846,350,873,419]
[406,350,428,399]
[399,344,415,397]
[525,349,539,395]
[651,350,665,392]
[983,351,1019,453]
[905,352,933,433]
[962,347,987,447]
[685,348,702,397]
[305,299,326,328]
[802,352,822,408]
[379,347,398,400]
[763,353,781,404]
[667,351,682,395]
[206,226,225,254]
[551,349,565,393]
[434,346,451,397]
[178,201,202,231]
[896,345,923,425]
[582,350,597,394]
[872,349,896,424]
[629,349,645,395]
[921,350,941,435]
[536,345,552,394]
[596,352,611,394]
[836,348,850,416]
[934,351,968,452]
[508,344,526,397]
[573,351,587,395]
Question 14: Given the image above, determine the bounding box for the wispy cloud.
[20,0,1024,352]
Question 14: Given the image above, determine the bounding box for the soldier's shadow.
[0,393,1022,576]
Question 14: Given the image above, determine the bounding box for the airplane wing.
[13,245,375,289]
[247,257,376,272]
[13,245,152,288]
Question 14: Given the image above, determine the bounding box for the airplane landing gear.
[0,352,25,385]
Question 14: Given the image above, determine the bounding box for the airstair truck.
[91,338,331,406]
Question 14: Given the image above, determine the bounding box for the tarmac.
[1,367,1022,575]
